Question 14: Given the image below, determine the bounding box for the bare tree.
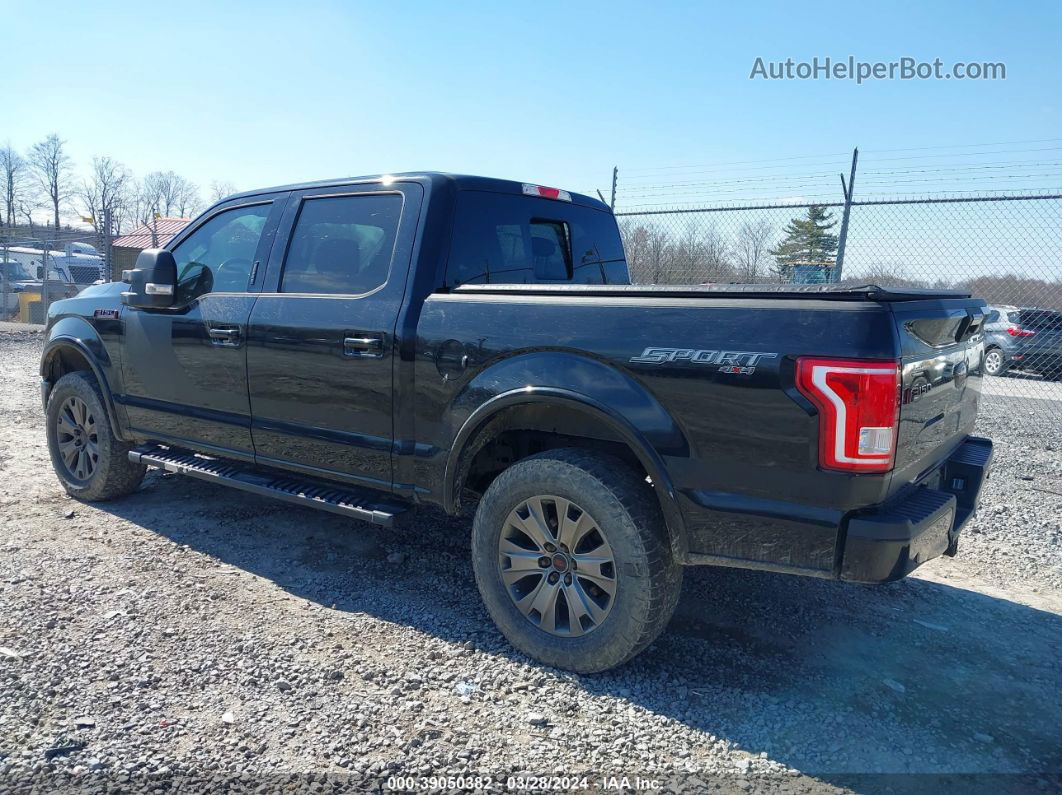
[734,219,774,283]
[618,221,650,282]
[645,225,674,284]
[15,198,38,230]
[80,156,131,236]
[28,134,73,230]
[701,226,732,282]
[0,142,31,227]
[174,179,201,217]
[209,180,237,203]
[847,263,927,289]
[140,171,171,217]
[111,181,140,236]
[123,182,155,228]
[960,274,1062,311]
[142,171,201,218]
[671,221,732,284]
[672,222,704,283]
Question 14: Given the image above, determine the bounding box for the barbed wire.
[623,138,1062,175]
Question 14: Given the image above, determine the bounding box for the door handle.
[343,335,384,358]
[208,326,242,347]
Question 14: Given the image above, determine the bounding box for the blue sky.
[3,0,1060,213]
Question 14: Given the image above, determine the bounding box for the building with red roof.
[110,217,190,280]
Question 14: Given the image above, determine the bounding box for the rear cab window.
[446,191,629,288]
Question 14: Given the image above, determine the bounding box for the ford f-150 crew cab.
[40,172,993,672]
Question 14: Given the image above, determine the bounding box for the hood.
[76,281,126,299]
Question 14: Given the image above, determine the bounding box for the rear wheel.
[46,372,146,501]
[983,347,1006,377]
[471,449,682,673]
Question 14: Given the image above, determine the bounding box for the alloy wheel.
[55,396,99,481]
[498,495,617,637]
[985,349,1003,376]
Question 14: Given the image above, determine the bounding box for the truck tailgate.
[890,298,988,492]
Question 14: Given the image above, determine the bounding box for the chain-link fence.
[1,225,111,325]
[3,159,1061,417]
[615,192,1062,413]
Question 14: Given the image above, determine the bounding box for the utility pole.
[41,245,50,323]
[834,147,858,283]
[1,240,9,321]
[103,207,113,282]
[610,166,618,211]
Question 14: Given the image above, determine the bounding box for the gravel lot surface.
[1,327,1060,793]
[981,372,1062,403]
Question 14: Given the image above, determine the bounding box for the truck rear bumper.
[839,436,993,583]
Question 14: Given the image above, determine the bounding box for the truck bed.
[455,282,974,302]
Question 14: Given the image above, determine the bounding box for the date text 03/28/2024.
[384,775,663,790]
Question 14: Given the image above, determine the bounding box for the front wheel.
[471,449,682,673]
[46,371,146,501]
[983,347,1007,377]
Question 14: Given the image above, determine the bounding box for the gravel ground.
[1,328,1060,793]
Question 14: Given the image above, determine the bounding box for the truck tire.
[46,371,146,501]
[471,448,682,673]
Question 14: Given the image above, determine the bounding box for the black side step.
[130,445,407,527]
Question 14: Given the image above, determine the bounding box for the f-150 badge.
[630,347,778,375]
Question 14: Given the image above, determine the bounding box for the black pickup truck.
[41,173,992,672]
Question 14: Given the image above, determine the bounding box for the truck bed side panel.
[412,293,900,573]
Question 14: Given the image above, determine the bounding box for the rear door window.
[281,193,402,295]
[446,191,628,288]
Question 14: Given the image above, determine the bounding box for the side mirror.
[121,249,177,308]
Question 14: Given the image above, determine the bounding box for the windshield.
[1,261,35,280]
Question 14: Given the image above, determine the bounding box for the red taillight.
[795,358,901,473]
[1006,325,1035,337]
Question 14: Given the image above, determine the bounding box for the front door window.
[170,203,271,303]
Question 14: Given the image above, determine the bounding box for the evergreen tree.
[768,205,839,282]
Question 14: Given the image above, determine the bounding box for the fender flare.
[40,336,127,441]
[444,386,688,557]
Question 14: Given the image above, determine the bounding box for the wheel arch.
[40,333,125,440]
[444,387,689,559]
[983,344,1007,375]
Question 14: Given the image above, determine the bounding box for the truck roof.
[225,172,611,212]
